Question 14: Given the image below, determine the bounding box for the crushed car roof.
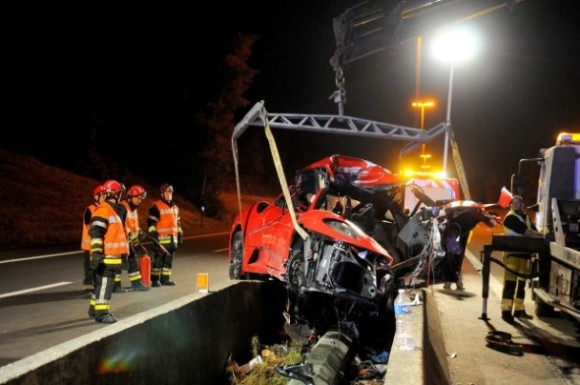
[299,154,401,187]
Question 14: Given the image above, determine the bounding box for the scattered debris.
[485,331,524,356]
[227,337,303,385]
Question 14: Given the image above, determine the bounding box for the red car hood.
[299,210,394,265]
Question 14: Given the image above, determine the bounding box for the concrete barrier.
[0,285,450,385]
[0,281,287,385]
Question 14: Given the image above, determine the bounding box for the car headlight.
[324,219,359,239]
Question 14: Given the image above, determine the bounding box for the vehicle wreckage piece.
[229,152,399,356]
[485,331,523,356]
[276,331,353,385]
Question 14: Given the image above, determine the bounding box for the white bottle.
[394,289,415,351]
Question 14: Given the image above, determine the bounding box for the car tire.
[229,230,244,280]
[285,250,306,291]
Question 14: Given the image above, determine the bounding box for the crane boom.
[330,0,524,200]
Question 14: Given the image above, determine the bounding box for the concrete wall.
[0,281,287,385]
[0,284,450,385]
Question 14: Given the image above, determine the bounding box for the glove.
[128,231,140,245]
[90,252,104,270]
[177,231,183,245]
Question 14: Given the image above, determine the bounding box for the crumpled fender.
[298,210,393,265]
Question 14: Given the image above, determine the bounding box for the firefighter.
[80,184,105,297]
[501,195,543,324]
[147,183,183,286]
[88,179,129,323]
[116,184,150,292]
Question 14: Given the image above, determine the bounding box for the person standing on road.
[442,203,497,291]
[501,194,543,324]
[80,184,105,297]
[88,180,129,324]
[117,184,150,292]
[147,183,183,287]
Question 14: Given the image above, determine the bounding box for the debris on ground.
[227,336,303,385]
[227,335,389,384]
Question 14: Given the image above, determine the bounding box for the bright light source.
[411,100,435,108]
[556,132,580,145]
[431,25,480,64]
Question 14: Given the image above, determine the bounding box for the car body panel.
[229,154,398,281]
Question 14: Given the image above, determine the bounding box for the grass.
[0,148,271,250]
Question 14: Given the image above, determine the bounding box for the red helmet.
[93,185,105,197]
[102,179,125,195]
[127,185,147,199]
[160,183,174,194]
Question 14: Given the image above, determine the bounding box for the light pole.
[431,25,480,173]
[411,99,435,169]
[411,100,435,130]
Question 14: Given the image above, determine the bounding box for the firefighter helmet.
[102,179,125,196]
[127,185,147,199]
[160,183,174,194]
[93,185,105,197]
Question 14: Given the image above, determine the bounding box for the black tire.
[229,231,244,280]
[534,294,555,317]
[285,251,306,291]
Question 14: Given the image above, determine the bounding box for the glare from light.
[431,25,480,64]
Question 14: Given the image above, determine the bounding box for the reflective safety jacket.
[89,201,129,257]
[121,200,141,243]
[81,202,98,251]
[503,208,534,256]
[148,199,181,248]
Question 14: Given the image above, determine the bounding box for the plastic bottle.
[394,289,415,351]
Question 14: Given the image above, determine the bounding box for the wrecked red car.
[228,153,498,358]
[228,154,400,287]
[228,154,402,354]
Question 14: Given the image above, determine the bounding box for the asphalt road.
[0,231,232,367]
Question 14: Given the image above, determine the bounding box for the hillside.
[0,149,269,250]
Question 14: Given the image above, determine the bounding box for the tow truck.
[480,133,580,322]
[514,133,580,320]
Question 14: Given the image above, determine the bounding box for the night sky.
[3,1,580,202]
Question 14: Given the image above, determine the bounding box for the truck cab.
[513,132,580,320]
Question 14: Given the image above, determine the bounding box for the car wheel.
[285,251,306,291]
[229,231,244,280]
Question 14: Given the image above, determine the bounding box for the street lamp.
[411,99,435,169]
[431,25,480,173]
[411,99,435,130]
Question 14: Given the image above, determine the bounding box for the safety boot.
[513,310,533,320]
[151,280,161,287]
[131,281,150,291]
[501,310,515,324]
[95,313,117,324]
[113,283,126,293]
[161,279,176,286]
